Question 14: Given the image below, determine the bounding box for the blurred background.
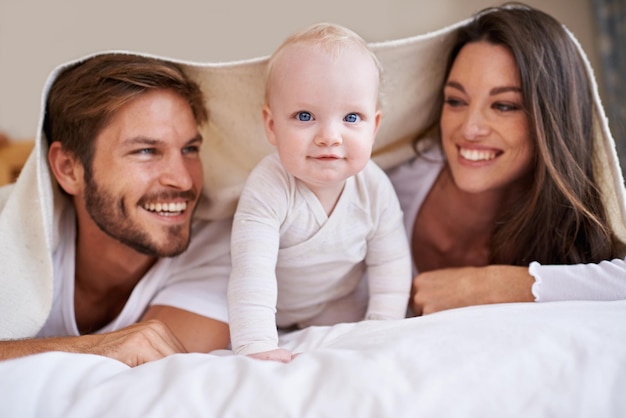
[0,0,623,169]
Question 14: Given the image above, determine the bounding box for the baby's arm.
[365,226,412,320]
[364,175,412,320]
[227,159,291,358]
[228,203,282,356]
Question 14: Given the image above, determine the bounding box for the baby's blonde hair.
[264,23,382,105]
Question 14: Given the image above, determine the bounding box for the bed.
[1,12,626,418]
[1,300,625,417]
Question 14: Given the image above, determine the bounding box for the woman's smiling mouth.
[459,147,498,161]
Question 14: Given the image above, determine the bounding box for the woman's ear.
[262,105,277,146]
[47,142,84,195]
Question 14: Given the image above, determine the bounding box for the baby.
[228,23,411,362]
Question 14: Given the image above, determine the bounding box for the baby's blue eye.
[297,112,312,121]
[344,113,359,123]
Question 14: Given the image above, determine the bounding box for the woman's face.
[440,41,534,196]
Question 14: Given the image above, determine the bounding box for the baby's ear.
[373,109,382,136]
[262,105,277,146]
[47,142,84,195]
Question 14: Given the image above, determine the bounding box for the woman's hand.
[411,265,535,315]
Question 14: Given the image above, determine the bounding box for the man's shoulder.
[158,217,233,272]
[186,217,232,253]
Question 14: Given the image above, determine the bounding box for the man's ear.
[262,105,277,146]
[47,142,84,195]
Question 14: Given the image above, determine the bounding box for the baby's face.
[263,43,381,194]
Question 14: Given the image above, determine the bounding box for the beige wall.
[0,0,598,140]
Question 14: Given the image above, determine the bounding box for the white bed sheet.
[1,299,625,418]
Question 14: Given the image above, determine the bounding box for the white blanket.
[1,300,625,417]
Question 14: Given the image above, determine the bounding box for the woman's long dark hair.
[442,3,618,265]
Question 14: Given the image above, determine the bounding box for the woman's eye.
[296,111,312,121]
[493,102,521,112]
[443,97,464,107]
[344,113,360,123]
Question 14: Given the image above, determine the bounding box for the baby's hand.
[248,348,294,363]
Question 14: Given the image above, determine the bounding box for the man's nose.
[159,154,194,190]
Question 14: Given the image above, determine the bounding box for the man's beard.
[83,176,197,258]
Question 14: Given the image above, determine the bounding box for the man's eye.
[344,113,360,123]
[134,148,156,155]
[296,111,312,121]
[182,145,200,154]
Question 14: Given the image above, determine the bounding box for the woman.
[386,3,626,315]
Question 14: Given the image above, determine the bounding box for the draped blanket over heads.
[2,16,626,338]
[1,14,626,418]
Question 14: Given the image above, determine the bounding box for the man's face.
[83,89,204,257]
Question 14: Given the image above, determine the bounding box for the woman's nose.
[461,107,490,140]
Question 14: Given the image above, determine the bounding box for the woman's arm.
[411,258,626,315]
[410,265,534,315]
[529,258,626,302]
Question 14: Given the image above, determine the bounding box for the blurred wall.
[0,0,599,140]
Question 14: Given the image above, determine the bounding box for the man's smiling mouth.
[143,201,187,215]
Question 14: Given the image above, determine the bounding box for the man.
[0,54,230,366]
